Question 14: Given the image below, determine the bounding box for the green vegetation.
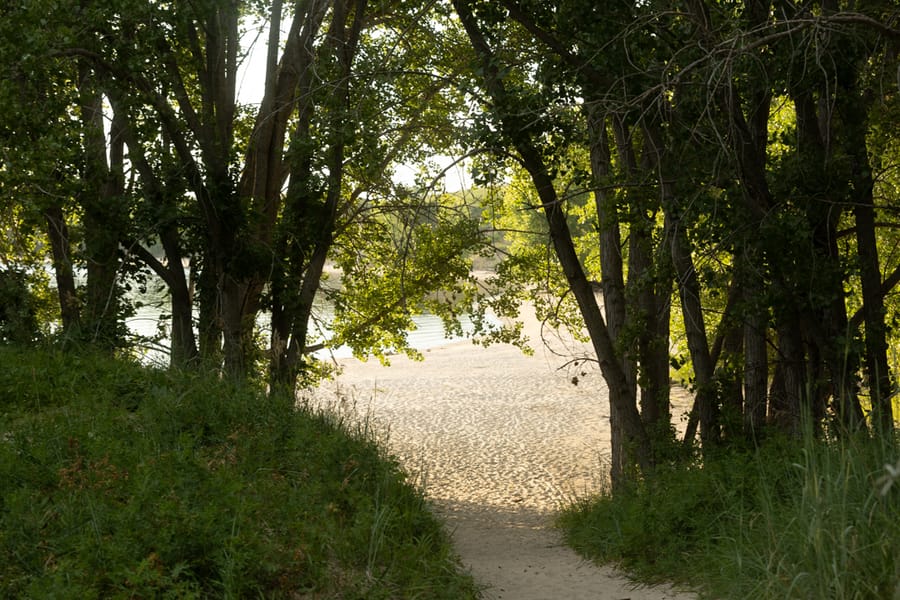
[558,435,900,599]
[0,346,478,598]
[4,1,900,593]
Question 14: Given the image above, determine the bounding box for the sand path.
[317,314,695,599]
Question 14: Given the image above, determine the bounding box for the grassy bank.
[0,346,478,598]
[558,435,900,599]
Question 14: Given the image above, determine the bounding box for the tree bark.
[743,258,768,441]
[160,231,198,368]
[838,79,893,434]
[43,203,81,335]
[453,0,650,486]
[616,117,670,431]
[269,0,366,394]
[641,117,719,448]
[585,105,633,478]
[77,62,125,350]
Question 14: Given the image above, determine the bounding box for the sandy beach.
[315,307,695,599]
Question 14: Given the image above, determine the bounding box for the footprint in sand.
[319,326,694,600]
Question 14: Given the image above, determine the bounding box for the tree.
[0,1,133,349]
[451,0,900,486]
[1,0,482,394]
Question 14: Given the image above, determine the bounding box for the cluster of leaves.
[0,346,478,598]
[329,190,485,363]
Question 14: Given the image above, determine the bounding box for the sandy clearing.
[314,310,696,600]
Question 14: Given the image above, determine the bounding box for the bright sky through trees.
[237,16,471,192]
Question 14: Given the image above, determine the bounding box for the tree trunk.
[615,116,670,431]
[585,106,633,474]
[643,115,719,448]
[160,233,198,368]
[43,203,80,334]
[268,0,366,395]
[221,276,251,377]
[792,89,864,431]
[840,85,893,434]
[216,0,332,380]
[664,207,719,447]
[853,170,893,433]
[78,63,125,350]
[196,257,222,363]
[743,263,768,441]
[453,0,650,487]
[770,322,808,434]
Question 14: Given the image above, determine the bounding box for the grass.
[558,433,900,599]
[0,345,479,598]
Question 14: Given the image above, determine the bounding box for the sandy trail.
[316,314,695,599]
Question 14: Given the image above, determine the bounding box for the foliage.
[0,346,478,598]
[0,269,43,343]
[0,0,484,385]
[327,190,485,364]
[451,0,900,485]
[472,161,595,349]
[3,0,900,495]
[558,434,900,599]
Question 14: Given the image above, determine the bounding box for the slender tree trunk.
[718,317,744,442]
[586,106,634,479]
[643,115,719,448]
[853,177,893,433]
[160,232,198,368]
[454,0,650,487]
[615,117,670,431]
[664,207,719,447]
[586,106,631,388]
[43,204,80,334]
[840,87,893,434]
[269,0,367,395]
[214,0,333,380]
[127,235,199,369]
[743,258,768,441]
[793,89,864,431]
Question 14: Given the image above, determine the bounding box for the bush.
[0,269,40,343]
[558,435,900,599]
[0,346,477,598]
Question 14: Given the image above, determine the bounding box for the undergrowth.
[0,345,478,598]
[558,434,900,599]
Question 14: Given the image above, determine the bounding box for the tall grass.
[0,345,478,598]
[558,433,900,599]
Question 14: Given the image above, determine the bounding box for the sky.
[235,16,472,193]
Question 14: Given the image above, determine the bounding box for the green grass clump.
[558,435,900,599]
[0,345,478,598]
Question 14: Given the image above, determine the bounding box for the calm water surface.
[125,282,480,365]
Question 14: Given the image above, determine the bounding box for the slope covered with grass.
[558,436,900,599]
[0,346,477,598]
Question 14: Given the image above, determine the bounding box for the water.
[125,283,483,364]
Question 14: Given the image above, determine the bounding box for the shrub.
[558,435,900,599]
[0,269,40,343]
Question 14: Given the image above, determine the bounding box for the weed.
[0,345,477,598]
[558,434,900,599]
